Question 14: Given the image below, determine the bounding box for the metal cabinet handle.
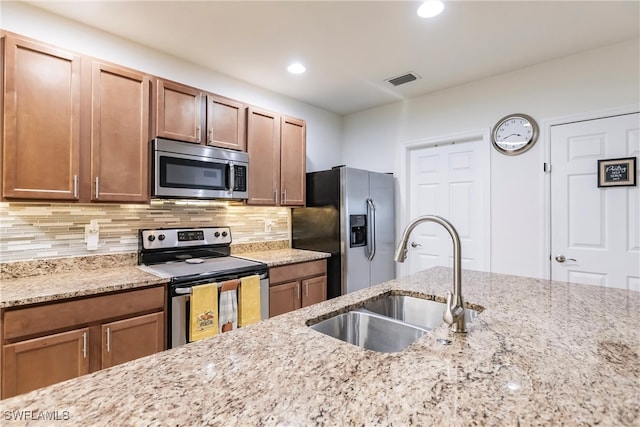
[73,175,79,198]
[274,189,278,204]
[282,190,287,204]
[106,327,111,353]
[555,255,577,263]
[82,332,87,358]
[95,177,100,199]
[411,242,421,248]
[209,128,213,144]
[196,126,201,143]
[296,283,300,300]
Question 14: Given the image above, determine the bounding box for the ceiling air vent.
[385,72,421,87]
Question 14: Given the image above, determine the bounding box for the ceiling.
[23,0,640,115]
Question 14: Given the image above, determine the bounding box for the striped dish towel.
[218,279,239,333]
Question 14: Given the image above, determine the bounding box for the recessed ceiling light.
[417,0,444,18]
[287,63,306,74]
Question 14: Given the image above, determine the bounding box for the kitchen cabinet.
[2,33,152,203]
[2,35,81,200]
[90,61,151,202]
[2,328,90,398]
[154,79,202,144]
[153,78,247,151]
[101,312,164,369]
[1,285,165,399]
[269,259,326,317]
[247,107,306,206]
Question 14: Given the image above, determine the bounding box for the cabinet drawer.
[269,259,326,285]
[3,286,165,341]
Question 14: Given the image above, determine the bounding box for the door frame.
[542,104,640,280]
[396,128,492,278]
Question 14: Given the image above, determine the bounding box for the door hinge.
[543,163,551,173]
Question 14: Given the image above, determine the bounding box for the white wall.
[2,1,342,172]
[343,38,640,278]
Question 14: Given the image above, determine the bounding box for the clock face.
[492,114,538,155]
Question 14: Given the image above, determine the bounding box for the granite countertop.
[0,266,168,309]
[0,248,328,309]
[236,248,331,267]
[1,267,638,426]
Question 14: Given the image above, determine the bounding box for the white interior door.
[550,113,640,290]
[406,136,489,274]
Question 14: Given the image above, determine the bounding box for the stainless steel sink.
[362,294,480,331]
[309,310,427,353]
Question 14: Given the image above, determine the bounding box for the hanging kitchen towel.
[218,279,239,333]
[238,274,261,327]
[189,282,218,342]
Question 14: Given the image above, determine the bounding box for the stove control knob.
[222,231,228,237]
[214,232,221,238]
[148,235,156,242]
[158,234,166,241]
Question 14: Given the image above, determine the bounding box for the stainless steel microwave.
[151,138,249,200]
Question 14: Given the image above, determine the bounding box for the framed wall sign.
[597,157,637,187]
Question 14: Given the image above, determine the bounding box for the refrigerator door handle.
[366,198,376,261]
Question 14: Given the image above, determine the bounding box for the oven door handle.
[173,273,268,295]
[174,287,193,295]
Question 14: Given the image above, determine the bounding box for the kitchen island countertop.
[1,267,638,426]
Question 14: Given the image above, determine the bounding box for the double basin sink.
[308,294,481,353]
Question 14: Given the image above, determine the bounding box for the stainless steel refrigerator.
[291,166,395,299]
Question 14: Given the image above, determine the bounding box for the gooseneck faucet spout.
[394,215,466,333]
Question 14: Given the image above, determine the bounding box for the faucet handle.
[443,291,464,326]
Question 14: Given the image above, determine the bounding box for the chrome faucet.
[394,215,466,333]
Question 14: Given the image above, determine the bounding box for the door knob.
[555,255,576,263]
[411,242,421,248]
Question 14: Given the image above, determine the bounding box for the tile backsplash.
[0,201,290,262]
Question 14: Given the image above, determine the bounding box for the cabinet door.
[101,312,164,369]
[280,116,306,206]
[91,62,150,202]
[155,79,202,143]
[247,107,280,205]
[301,275,327,308]
[2,328,89,399]
[3,36,81,200]
[206,94,246,151]
[269,281,300,317]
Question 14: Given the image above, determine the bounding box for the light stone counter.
[237,248,331,267]
[1,267,638,426]
[0,267,168,308]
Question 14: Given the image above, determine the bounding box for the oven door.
[152,138,248,200]
[169,273,269,348]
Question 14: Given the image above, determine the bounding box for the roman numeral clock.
[491,113,539,155]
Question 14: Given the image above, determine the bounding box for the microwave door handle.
[228,162,235,193]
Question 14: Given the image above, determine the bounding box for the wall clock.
[491,113,539,155]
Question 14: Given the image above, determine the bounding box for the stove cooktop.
[142,256,265,278]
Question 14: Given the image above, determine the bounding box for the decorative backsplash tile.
[0,201,290,263]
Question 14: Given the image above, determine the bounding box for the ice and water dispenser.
[349,215,367,247]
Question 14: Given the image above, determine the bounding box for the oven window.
[160,156,227,190]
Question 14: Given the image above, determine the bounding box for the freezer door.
[368,171,396,286]
[342,168,371,294]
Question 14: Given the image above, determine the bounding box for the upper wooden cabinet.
[247,107,306,206]
[90,62,151,202]
[2,36,81,200]
[154,79,202,144]
[1,34,152,203]
[153,79,247,151]
[206,94,246,151]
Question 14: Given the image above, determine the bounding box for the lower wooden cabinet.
[101,312,164,369]
[2,328,90,398]
[1,285,166,399]
[269,259,327,317]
